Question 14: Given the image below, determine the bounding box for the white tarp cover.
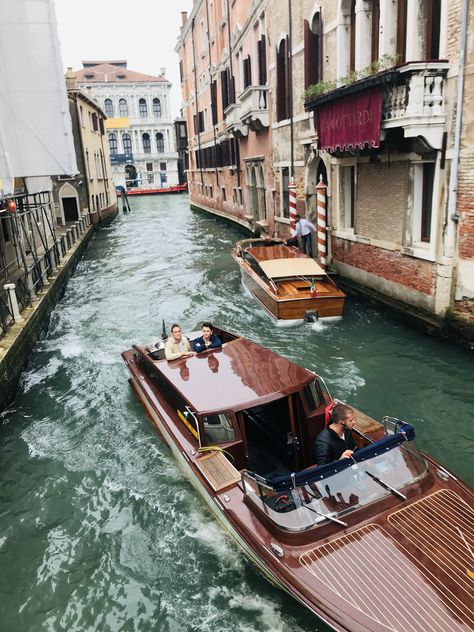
[259,258,326,279]
[0,0,77,179]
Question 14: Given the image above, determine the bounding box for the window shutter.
[211,80,218,125]
[193,113,198,135]
[243,56,252,88]
[258,36,267,85]
[221,70,228,113]
[228,71,235,104]
[304,20,311,89]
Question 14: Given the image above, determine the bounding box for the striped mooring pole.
[316,175,327,269]
[289,176,297,232]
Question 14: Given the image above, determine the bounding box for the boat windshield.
[242,434,428,532]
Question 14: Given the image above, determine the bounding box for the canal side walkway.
[0,219,96,411]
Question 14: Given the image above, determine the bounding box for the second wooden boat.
[232,238,346,324]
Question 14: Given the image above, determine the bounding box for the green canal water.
[1,196,473,632]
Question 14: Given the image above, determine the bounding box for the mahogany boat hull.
[236,257,345,324]
[122,333,474,632]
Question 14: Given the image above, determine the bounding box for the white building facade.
[76,61,179,190]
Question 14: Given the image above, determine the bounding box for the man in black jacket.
[314,404,356,465]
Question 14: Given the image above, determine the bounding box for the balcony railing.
[381,62,449,149]
[239,85,270,132]
[304,62,449,151]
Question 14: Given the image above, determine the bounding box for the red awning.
[316,88,382,153]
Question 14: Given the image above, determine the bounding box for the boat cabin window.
[202,412,236,444]
[302,380,326,412]
[242,252,265,279]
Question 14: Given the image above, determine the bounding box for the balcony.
[239,86,270,132]
[381,62,449,150]
[305,62,449,151]
[224,102,247,139]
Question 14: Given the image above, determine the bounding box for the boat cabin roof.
[259,258,325,279]
[245,244,325,279]
[155,335,315,414]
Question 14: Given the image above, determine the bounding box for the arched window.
[123,133,132,154]
[142,133,151,153]
[139,98,148,118]
[304,12,323,89]
[276,38,290,122]
[108,133,117,155]
[104,99,114,117]
[119,98,128,116]
[153,98,162,117]
[156,133,164,153]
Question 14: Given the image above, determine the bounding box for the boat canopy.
[259,258,326,279]
[256,424,416,492]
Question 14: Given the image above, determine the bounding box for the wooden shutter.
[221,70,229,113]
[304,20,311,89]
[211,80,217,125]
[258,36,267,85]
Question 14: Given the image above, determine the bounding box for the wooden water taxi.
[231,238,346,324]
[122,327,474,632]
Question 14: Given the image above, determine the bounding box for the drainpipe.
[288,0,295,178]
[191,18,204,186]
[447,0,468,223]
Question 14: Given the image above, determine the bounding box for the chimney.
[65,67,77,90]
[181,12,188,27]
[160,67,166,76]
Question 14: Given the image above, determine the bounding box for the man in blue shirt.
[295,213,316,257]
[192,322,222,353]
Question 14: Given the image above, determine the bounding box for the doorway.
[62,197,79,222]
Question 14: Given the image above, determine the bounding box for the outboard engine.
[304,310,318,323]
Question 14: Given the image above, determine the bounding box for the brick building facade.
[177,0,474,344]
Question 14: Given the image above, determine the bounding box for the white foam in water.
[60,339,84,358]
[310,319,328,332]
[21,357,63,392]
[184,511,243,571]
[329,360,366,397]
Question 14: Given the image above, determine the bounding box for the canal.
[1,195,473,632]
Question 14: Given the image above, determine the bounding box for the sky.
[53,0,194,116]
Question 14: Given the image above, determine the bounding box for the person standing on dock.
[295,214,316,257]
[164,324,195,360]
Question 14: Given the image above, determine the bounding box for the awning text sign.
[316,89,382,153]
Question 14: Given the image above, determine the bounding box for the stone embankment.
[0,220,96,410]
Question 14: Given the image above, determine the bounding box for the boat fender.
[304,310,318,323]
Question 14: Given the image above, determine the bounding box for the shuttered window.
[243,56,252,89]
[276,37,290,122]
[304,15,323,89]
[258,36,267,85]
